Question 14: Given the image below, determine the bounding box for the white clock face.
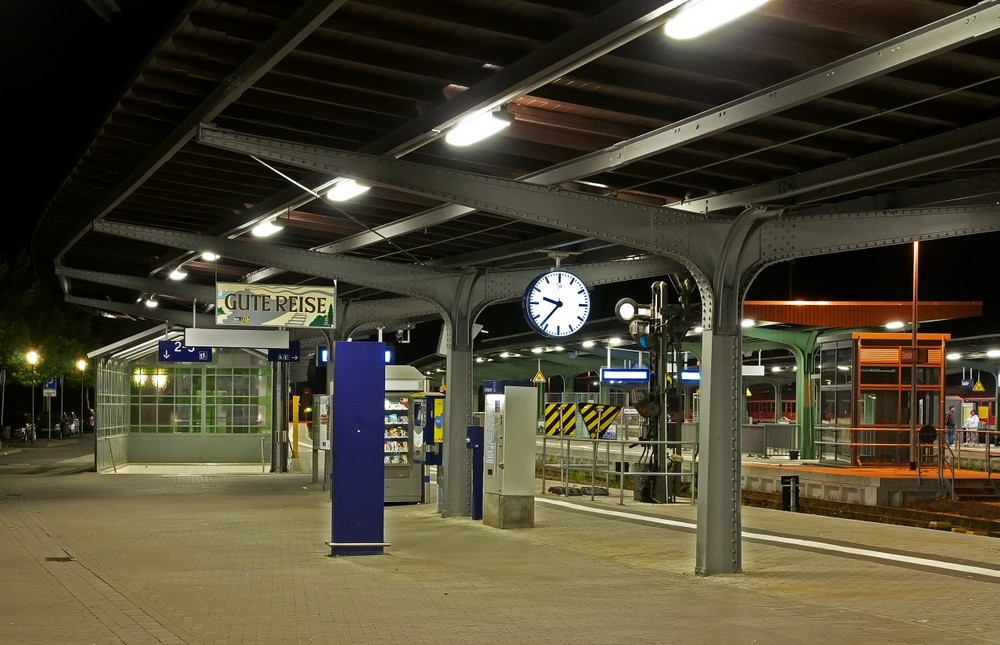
[522,270,591,337]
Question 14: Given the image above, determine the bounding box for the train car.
[746,383,796,423]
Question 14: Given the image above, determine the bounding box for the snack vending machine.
[383,365,427,503]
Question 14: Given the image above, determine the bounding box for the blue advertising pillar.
[327,341,386,556]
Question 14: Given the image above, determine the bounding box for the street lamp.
[26,350,39,443]
[76,359,87,434]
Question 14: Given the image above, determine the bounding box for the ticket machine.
[482,380,536,529]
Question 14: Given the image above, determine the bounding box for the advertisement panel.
[215,282,336,328]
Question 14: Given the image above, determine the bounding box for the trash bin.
[788,449,799,460]
[780,475,799,512]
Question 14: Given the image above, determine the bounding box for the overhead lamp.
[169,268,188,280]
[582,340,596,348]
[771,366,781,373]
[946,352,962,360]
[885,321,905,330]
[664,0,771,40]
[445,107,514,147]
[531,347,544,354]
[326,178,370,202]
[145,296,158,308]
[251,217,284,237]
[741,319,755,328]
[201,251,219,261]
[608,337,623,346]
[988,350,1000,358]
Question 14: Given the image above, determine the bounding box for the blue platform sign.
[158,340,213,363]
[268,340,301,362]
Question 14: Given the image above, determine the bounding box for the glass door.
[384,395,411,464]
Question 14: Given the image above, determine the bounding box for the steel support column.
[696,328,742,575]
[440,321,475,517]
[272,360,289,473]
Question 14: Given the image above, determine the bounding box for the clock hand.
[542,296,560,306]
[539,300,561,326]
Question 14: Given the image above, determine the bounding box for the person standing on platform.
[945,406,956,447]
[964,409,980,445]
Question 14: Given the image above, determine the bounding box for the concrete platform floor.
[2,436,999,644]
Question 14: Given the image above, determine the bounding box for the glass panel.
[835,390,852,427]
[836,347,852,386]
[820,349,837,386]
[821,390,836,424]
[860,366,898,384]
[862,390,900,425]
[902,366,941,385]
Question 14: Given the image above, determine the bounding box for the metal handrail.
[99,435,117,473]
[540,434,697,506]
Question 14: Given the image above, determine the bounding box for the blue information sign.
[158,340,213,363]
[268,340,301,362]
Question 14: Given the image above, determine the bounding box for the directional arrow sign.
[158,340,213,363]
[268,340,301,363]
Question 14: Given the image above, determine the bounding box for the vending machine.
[383,365,428,503]
[482,380,537,529]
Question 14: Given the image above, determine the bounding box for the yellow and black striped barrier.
[578,404,622,438]
[544,403,577,435]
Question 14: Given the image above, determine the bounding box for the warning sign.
[544,403,576,435]
[972,380,986,392]
[578,404,622,438]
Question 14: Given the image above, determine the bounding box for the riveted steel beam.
[675,117,1000,213]
[577,0,1000,184]
[197,125,723,270]
[755,205,1000,271]
[67,296,215,328]
[92,220,448,300]
[56,266,215,302]
[54,0,349,264]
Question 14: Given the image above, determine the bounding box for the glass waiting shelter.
[814,332,949,466]
[89,327,273,472]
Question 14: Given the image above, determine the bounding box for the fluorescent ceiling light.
[326,178,370,202]
[201,251,218,261]
[664,0,771,40]
[251,218,284,237]
[169,268,188,280]
[445,108,514,146]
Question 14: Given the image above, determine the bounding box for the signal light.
[629,319,655,350]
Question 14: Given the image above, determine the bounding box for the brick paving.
[1,439,999,644]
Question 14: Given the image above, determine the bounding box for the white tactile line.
[537,496,1000,580]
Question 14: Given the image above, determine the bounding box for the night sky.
[2,1,997,340]
[1,0,186,259]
